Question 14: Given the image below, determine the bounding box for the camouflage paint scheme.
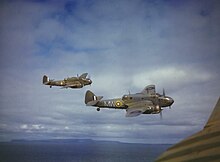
[85,85,174,117]
[156,97,220,162]
[43,73,92,88]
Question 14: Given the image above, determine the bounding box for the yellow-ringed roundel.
[115,100,122,107]
[61,81,64,85]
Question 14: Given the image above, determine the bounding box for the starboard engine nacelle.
[74,83,83,88]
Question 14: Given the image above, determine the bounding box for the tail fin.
[79,73,88,79]
[85,90,103,106]
[204,97,220,129]
[43,75,49,84]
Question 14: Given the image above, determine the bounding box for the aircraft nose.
[169,97,174,105]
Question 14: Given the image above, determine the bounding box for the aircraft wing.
[126,100,153,117]
[63,81,82,88]
[141,85,156,95]
[156,97,220,162]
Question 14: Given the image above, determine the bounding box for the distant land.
[8,138,172,145]
[0,138,172,162]
[10,138,121,144]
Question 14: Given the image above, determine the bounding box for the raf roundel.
[115,100,122,107]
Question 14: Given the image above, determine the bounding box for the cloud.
[0,0,219,143]
[132,66,214,90]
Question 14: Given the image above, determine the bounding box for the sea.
[0,139,171,162]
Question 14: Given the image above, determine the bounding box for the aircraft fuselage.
[43,73,92,89]
[96,98,127,109]
[85,85,174,117]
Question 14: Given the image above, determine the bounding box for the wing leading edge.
[126,100,153,117]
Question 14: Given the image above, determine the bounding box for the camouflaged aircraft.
[85,85,174,117]
[43,73,92,88]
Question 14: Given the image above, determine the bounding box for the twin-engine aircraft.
[85,85,174,117]
[43,73,92,88]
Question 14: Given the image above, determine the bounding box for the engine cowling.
[143,105,161,114]
[74,83,83,88]
[155,105,161,111]
[69,83,83,88]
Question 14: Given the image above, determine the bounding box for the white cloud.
[20,124,28,129]
[132,66,214,90]
[20,124,45,131]
[0,0,219,144]
[32,124,44,130]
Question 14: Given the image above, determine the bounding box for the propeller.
[158,88,165,119]
[86,75,92,86]
[155,104,163,120]
[163,88,165,96]
[163,88,172,109]
[158,87,173,118]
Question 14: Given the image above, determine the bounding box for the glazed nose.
[169,97,174,105]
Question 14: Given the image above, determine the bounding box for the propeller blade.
[163,88,165,96]
[160,111,163,120]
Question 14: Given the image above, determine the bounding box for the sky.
[0,0,219,144]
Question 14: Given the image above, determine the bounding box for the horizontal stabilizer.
[86,100,100,106]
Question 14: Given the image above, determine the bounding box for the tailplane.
[85,90,103,106]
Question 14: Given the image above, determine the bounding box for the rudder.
[85,90,95,104]
[85,90,103,106]
[43,75,49,84]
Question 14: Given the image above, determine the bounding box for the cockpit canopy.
[122,95,128,100]
[122,95,133,101]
